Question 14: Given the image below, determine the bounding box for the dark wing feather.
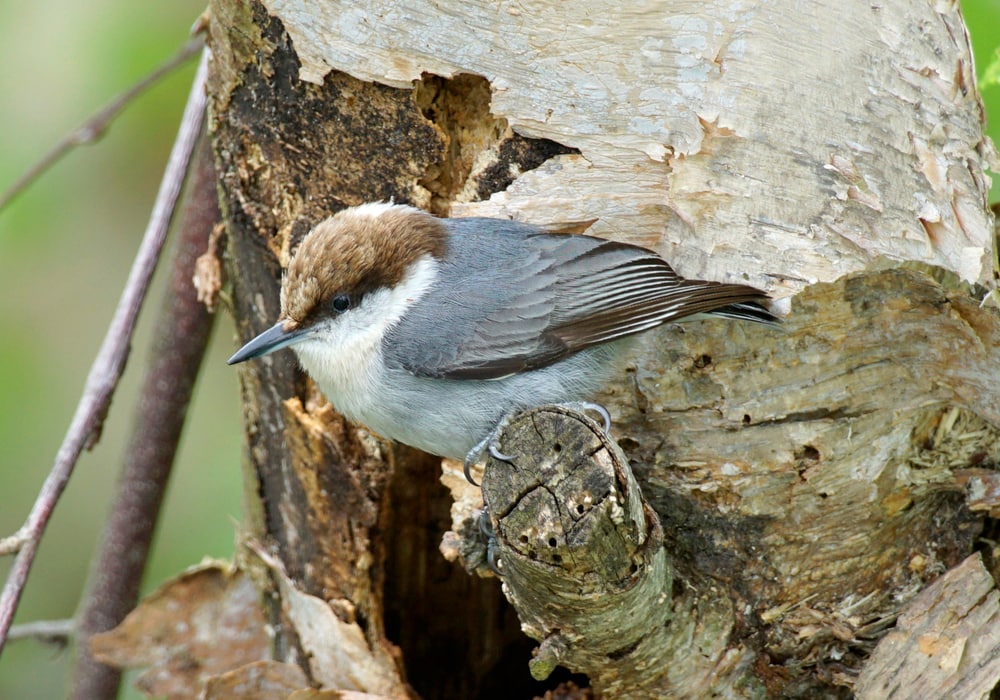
[384,219,775,380]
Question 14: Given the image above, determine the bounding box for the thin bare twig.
[0,48,210,656]
[71,132,220,700]
[7,619,75,648]
[0,35,204,212]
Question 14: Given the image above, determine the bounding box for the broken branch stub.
[482,406,748,697]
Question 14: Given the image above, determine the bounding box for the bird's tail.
[708,300,780,325]
[669,278,780,326]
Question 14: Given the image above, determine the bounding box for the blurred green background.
[0,2,998,699]
[0,2,239,698]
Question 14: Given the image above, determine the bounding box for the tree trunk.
[205,0,999,697]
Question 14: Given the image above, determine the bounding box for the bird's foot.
[463,417,515,486]
[557,401,612,432]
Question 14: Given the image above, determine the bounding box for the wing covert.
[383,219,771,380]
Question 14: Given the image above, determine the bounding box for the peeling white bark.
[262,0,993,289]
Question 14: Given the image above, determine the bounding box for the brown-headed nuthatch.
[229,203,776,473]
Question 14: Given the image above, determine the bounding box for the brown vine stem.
[69,131,220,700]
[0,47,209,656]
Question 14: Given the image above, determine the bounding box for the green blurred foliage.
[0,2,997,699]
[964,0,1000,202]
[0,3,241,699]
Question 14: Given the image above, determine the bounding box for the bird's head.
[227,202,447,366]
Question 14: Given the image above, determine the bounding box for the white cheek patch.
[308,254,438,355]
[290,255,439,413]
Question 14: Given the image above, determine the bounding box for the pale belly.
[296,341,623,460]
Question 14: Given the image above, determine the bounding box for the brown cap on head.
[280,203,448,326]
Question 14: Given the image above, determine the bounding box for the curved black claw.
[478,508,495,538]
[478,509,503,576]
[562,401,612,432]
[488,443,514,462]
[486,540,503,576]
[464,414,517,485]
[463,454,480,487]
[463,433,492,486]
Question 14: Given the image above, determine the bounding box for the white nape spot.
[348,201,424,220]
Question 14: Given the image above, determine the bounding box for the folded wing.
[385,222,775,380]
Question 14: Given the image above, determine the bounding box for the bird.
[228,202,777,474]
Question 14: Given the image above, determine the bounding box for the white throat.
[290,254,439,422]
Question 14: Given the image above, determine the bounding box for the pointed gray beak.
[228,321,309,365]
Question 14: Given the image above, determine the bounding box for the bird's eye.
[331,294,351,312]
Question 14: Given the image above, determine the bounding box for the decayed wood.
[593,267,999,685]
[855,553,1000,700]
[209,2,440,693]
[205,0,999,697]
[483,408,667,682]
